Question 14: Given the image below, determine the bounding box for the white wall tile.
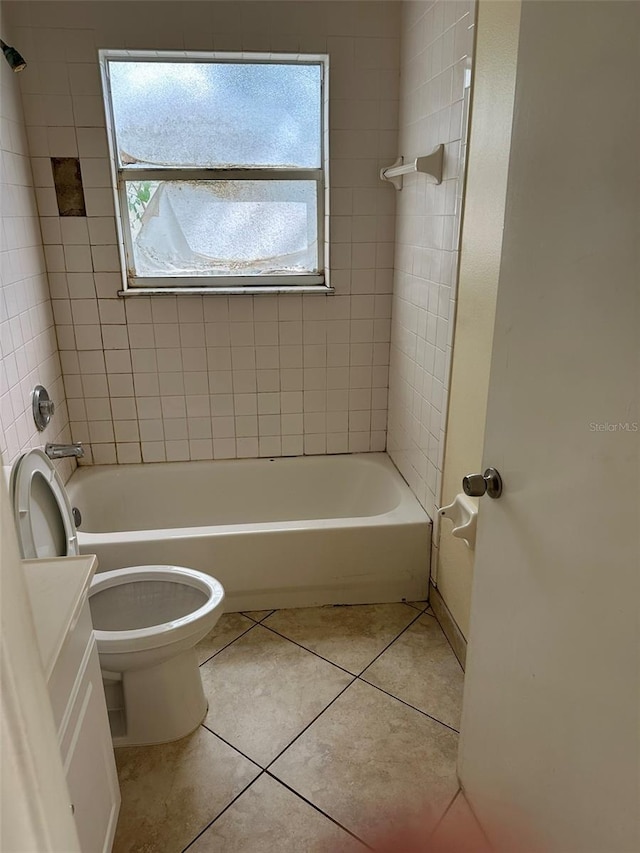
[0,49,72,475]
[387,0,475,520]
[6,1,405,464]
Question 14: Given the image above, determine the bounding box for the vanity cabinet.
[53,609,120,852]
[23,557,120,853]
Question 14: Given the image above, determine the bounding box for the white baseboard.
[429,581,467,670]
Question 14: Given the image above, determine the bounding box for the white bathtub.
[66,453,431,611]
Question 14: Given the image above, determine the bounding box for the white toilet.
[10,449,225,747]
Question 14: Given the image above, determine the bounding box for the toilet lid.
[12,449,79,559]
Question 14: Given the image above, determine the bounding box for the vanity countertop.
[22,555,97,680]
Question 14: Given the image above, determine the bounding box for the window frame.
[99,50,331,296]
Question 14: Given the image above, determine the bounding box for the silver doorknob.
[462,467,503,499]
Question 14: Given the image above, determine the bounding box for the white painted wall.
[436,0,521,639]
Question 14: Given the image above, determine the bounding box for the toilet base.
[105,648,208,747]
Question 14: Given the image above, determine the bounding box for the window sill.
[117,284,335,297]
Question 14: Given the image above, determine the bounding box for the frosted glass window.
[126,180,318,277]
[101,51,327,289]
[109,61,322,169]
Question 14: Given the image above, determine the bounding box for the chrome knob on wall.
[32,384,55,431]
[462,467,503,499]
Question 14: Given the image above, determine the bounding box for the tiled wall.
[387,0,475,520]
[0,23,73,480]
[5,0,400,465]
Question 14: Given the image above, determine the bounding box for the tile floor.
[112,602,488,852]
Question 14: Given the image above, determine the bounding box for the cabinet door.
[63,643,120,852]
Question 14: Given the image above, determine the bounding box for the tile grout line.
[263,769,374,850]
[197,683,373,849]
[197,606,281,670]
[353,609,461,734]
[258,602,430,680]
[201,668,458,778]
[197,619,259,668]
[180,761,372,853]
[264,676,358,770]
[199,606,457,771]
[186,605,459,851]
[357,675,461,734]
[356,606,427,678]
[200,722,267,771]
[202,608,457,750]
[337,608,464,732]
[240,609,277,623]
[429,786,463,836]
[266,605,459,733]
[404,600,430,612]
[257,614,460,776]
[256,621,358,677]
[461,790,495,848]
[200,602,433,674]
[198,614,399,777]
[180,769,266,852]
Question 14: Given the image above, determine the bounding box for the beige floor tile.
[362,613,464,730]
[262,603,419,673]
[200,625,353,765]
[112,727,260,853]
[270,679,459,846]
[431,791,492,851]
[188,773,367,852]
[196,612,255,664]
[241,609,275,622]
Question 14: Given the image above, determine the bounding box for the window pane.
[126,180,319,278]
[109,61,322,169]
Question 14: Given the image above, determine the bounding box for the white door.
[458,3,639,852]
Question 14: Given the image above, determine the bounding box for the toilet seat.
[89,566,224,653]
[10,452,225,638]
[11,449,79,559]
[10,449,226,747]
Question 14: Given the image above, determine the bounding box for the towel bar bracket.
[380,144,444,190]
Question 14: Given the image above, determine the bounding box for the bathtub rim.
[71,452,431,542]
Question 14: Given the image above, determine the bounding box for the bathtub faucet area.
[45,442,84,459]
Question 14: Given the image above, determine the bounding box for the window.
[100,51,329,294]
